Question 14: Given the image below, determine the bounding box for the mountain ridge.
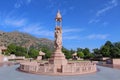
[0,31,54,51]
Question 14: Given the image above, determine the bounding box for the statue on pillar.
[49,10,67,66]
[54,27,62,51]
[54,10,62,52]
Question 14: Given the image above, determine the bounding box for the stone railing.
[20,63,56,73]
[62,62,96,74]
[112,59,120,65]
[19,61,96,75]
[20,62,38,72]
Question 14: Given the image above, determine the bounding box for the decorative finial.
[55,10,62,22]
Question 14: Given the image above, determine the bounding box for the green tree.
[77,52,84,58]
[86,53,94,59]
[62,47,72,59]
[93,48,102,58]
[70,49,75,55]
[105,41,113,47]
[41,46,52,59]
[6,44,16,55]
[100,41,113,57]
[110,46,120,58]
[83,48,90,55]
[6,44,29,57]
[93,48,100,54]
[100,46,110,57]
[77,48,83,53]
[29,48,39,58]
[114,42,120,49]
[83,48,90,59]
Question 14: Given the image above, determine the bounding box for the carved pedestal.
[49,52,67,64]
[49,50,67,71]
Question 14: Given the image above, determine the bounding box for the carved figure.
[55,27,62,50]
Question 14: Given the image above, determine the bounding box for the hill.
[0,31,54,51]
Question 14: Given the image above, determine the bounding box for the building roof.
[0,46,7,50]
[39,51,45,56]
[55,10,62,22]
[72,52,77,56]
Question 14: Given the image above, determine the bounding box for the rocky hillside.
[0,31,54,51]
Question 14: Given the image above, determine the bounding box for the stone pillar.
[49,27,67,68]
[49,10,67,70]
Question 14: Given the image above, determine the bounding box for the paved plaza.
[0,65,120,80]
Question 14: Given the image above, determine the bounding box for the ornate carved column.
[49,10,67,67]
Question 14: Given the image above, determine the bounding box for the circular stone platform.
[19,61,96,76]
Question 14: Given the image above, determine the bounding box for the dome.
[72,52,77,56]
[55,10,62,22]
[0,46,7,50]
[39,51,45,56]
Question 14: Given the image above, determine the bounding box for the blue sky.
[0,0,120,50]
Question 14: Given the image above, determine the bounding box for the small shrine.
[72,52,78,60]
[0,46,7,54]
[37,51,45,60]
[0,46,7,63]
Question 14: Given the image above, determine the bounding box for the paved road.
[0,65,120,80]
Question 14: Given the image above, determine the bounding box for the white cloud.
[62,28,84,40]
[89,0,118,24]
[0,11,26,27]
[4,18,26,27]
[63,33,109,40]
[69,6,75,10]
[14,0,32,8]
[88,18,100,24]
[63,36,79,40]
[21,24,41,33]
[63,28,83,33]
[20,27,83,38]
[102,22,109,26]
[14,3,21,8]
[96,0,118,16]
[0,11,53,37]
[86,34,109,40]
[26,0,32,4]
[47,0,75,16]
[20,24,53,37]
